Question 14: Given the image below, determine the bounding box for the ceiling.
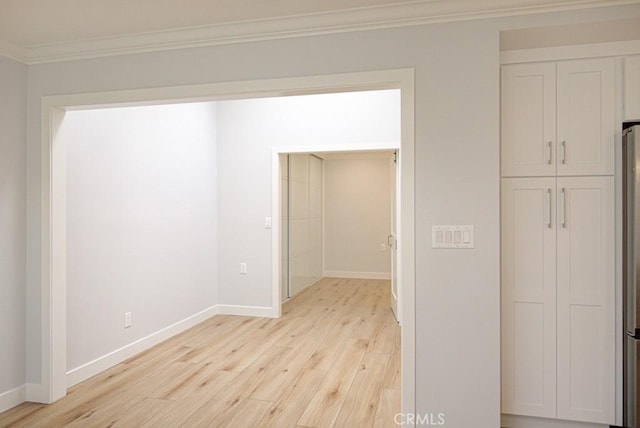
[0,0,638,64]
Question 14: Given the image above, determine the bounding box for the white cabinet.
[501,63,556,177]
[501,178,557,418]
[501,176,614,424]
[625,56,640,122]
[501,59,615,177]
[556,177,615,424]
[556,60,615,176]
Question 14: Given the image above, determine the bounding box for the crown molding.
[2,0,639,64]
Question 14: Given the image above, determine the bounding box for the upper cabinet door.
[624,56,640,122]
[556,59,615,176]
[556,176,615,424]
[501,63,557,177]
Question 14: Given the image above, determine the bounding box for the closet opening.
[278,150,400,325]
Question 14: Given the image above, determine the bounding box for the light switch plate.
[432,225,474,249]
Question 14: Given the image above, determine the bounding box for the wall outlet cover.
[431,225,474,249]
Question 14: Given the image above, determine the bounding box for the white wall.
[323,156,391,278]
[63,102,218,372]
[0,56,27,401]
[21,4,640,425]
[289,154,322,295]
[216,90,400,308]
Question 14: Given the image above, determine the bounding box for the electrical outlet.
[240,263,248,274]
[124,312,132,328]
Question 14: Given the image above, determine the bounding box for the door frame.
[390,151,400,322]
[272,147,401,318]
[39,68,415,418]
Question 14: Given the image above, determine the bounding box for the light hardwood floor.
[0,278,400,427]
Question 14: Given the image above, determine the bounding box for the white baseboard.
[0,385,26,413]
[322,270,391,280]
[217,305,276,318]
[66,305,219,388]
[501,415,609,428]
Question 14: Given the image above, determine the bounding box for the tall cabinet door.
[501,178,557,418]
[556,58,615,176]
[501,63,557,177]
[556,176,615,424]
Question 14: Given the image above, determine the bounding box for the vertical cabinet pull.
[547,141,553,165]
[561,187,567,228]
[560,141,567,164]
[547,189,553,229]
[546,188,552,228]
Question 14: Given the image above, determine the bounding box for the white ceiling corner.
[0,38,26,64]
[0,0,639,64]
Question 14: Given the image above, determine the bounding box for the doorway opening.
[39,69,415,417]
[278,150,401,324]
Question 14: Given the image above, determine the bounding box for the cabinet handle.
[546,188,552,228]
[561,141,566,164]
[561,187,567,228]
[547,141,552,165]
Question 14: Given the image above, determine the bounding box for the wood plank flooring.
[0,278,400,428]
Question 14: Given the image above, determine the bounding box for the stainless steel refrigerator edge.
[624,125,640,428]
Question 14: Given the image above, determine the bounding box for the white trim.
[66,305,218,388]
[318,150,395,160]
[4,0,636,64]
[25,383,48,404]
[501,414,609,428]
[500,39,640,64]
[43,106,67,404]
[398,72,415,420]
[272,149,284,316]
[322,270,392,280]
[216,305,276,318]
[0,385,26,413]
[41,69,416,421]
[272,142,400,155]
